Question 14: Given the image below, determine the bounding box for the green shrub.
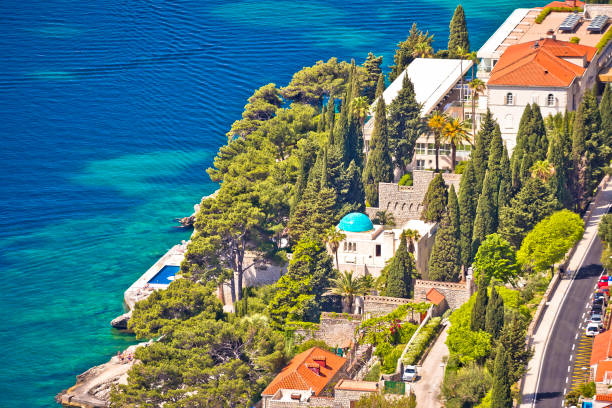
[475,390,491,408]
[535,6,582,24]
[402,317,442,365]
[293,339,331,355]
[378,343,405,374]
[363,363,381,381]
[454,160,468,174]
[442,363,492,408]
[570,36,580,44]
[399,172,413,186]
[596,25,612,52]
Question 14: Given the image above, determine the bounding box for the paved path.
[413,324,449,408]
[520,177,612,408]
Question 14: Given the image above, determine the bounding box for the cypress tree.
[499,314,533,384]
[363,52,383,102]
[472,127,503,251]
[362,97,393,206]
[485,286,505,339]
[511,104,533,191]
[375,73,385,100]
[345,160,366,213]
[325,96,335,132]
[512,104,548,191]
[429,186,461,282]
[498,177,559,248]
[491,347,512,408]
[547,131,571,208]
[333,100,348,156]
[448,5,470,55]
[343,112,361,168]
[317,104,326,132]
[471,110,496,192]
[289,185,337,243]
[459,160,478,266]
[384,234,415,298]
[388,73,421,173]
[470,280,488,332]
[421,173,448,223]
[498,146,512,209]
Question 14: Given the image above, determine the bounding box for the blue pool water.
[0,0,536,406]
[148,265,181,285]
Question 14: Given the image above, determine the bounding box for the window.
[440,144,451,155]
[343,242,347,251]
[375,245,381,257]
[505,93,514,105]
[547,94,555,106]
[416,159,425,170]
[416,143,427,155]
[427,143,435,155]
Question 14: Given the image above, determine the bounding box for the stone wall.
[333,388,378,407]
[363,295,426,322]
[413,278,474,310]
[292,313,362,349]
[367,171,462,224]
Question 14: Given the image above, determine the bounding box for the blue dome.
[338,212,374,232]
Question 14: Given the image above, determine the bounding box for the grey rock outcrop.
[110,311,131,330]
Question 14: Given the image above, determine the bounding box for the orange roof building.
[488,38,597,87]
[426,288,446,306]
[542,0,584,8]
[261,347,347,401]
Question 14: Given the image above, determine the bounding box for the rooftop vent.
[546,29,556,40]
[305,362,321,375]
[534,40,539,49]
[291,393,302,400]
[313,356,327,368]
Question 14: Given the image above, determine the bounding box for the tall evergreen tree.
[459,160,478,266]
[345,160,366,213]
[429,186,461,282]
[389,23,434,81]
[498,177,559,248]
[325,96,335,132]
[448,5,470,55]
[375,73,385,100]
[387,73,422,173]
[471,110,497,192]
[383,234,415,298]
[491,347,512,408]
[499,314,533,384]
[317,104,326,132]
[470,280,488,332]
[362,52,383,102]
[485,286,504,339]
[498,146,512,209]
[421,173,448,223]
[362,97,393,206]
[333,99,349,156]
[547,131,571,208]
[511,103,548,191]
[601,84,612,146]
[472,127,503,252]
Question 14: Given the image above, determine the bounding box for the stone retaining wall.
[291,313,362,349]
[413,278,474,310]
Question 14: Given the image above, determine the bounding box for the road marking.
[572,344,575,351]
[566,376,568,383]
[576,333,579,339]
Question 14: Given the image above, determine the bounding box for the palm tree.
[412,40,433,58]
[468,79,486,137]
[467,51,479,80]
[427,111,448,172]
[351,96,370,135]
[403,229,421,254]
[324,226,346,270]
[531,160,556,182]
[443,118,471,171]
[374,210,396,227]
[325,271,367,313]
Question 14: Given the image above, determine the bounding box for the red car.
[598,276,609,288]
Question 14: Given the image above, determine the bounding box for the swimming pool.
[148,265,180,285]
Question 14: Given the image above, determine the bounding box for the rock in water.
[110,311,131,330]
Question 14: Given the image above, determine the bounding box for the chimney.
[312,356,327,368]
[546,29,556,40]
[534,40,539,49]
[306,362,320,375]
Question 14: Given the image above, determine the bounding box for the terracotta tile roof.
[262,347,347,396]
[591,330,612,366]
[596,361,612,383]
[488,38,597,87]
[426,288,446,306]
[596,393,612,402]
[542,0,584,8]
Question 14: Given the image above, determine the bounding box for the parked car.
[599,276,609,288]
[595,291,607,302]
[586,323,601,337]
[590,313,603,326]
[402,365,417,382]
[593,304,604,315]
[593,297,605,308]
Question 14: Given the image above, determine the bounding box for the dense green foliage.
[470,281,488,332]
[490,347,512,408]
[429,185,461,281]
[383,234,416,298]
[459,160,478,266]
[421,173,448,222]
[227,83,283,139]
[442,363,492,408]
[389,23,434,81]
[473,234,520,286]
[511,104,548,192]
[448,5,470,55]
[599,214,612,270]
[355,392,417,408]
[484,287,504,339]
[363,96,393,206]
[535,6,582,24]
[362,52,383,101]
[517,210,584,272]
[449,294,492,365]
[402,317,442,365]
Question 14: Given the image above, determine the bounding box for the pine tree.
[485,286,504,339]
[362,97,393,206]
[429,186,461,282]
[471,110,497,192]
[387,73,422,173]
[472,128,503,252]
[363,52,383,102]
[421,173,448,223]
[491,347,512,408]
[470,280,488,332]
[499,314,533,384]
[459,160,478,266]
[384,234,415,298]
[498,177,559,248]
[448,5,470,55]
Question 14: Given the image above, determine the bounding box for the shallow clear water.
[0,0,535,405]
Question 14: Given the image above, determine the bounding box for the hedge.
[399,172,413,186]
[402,317,442,365]
[596,26,612,52]
[535,7,582,24]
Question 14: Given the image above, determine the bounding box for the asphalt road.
[534,237,604,408]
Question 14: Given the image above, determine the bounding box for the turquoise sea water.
[0,0,536,406]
